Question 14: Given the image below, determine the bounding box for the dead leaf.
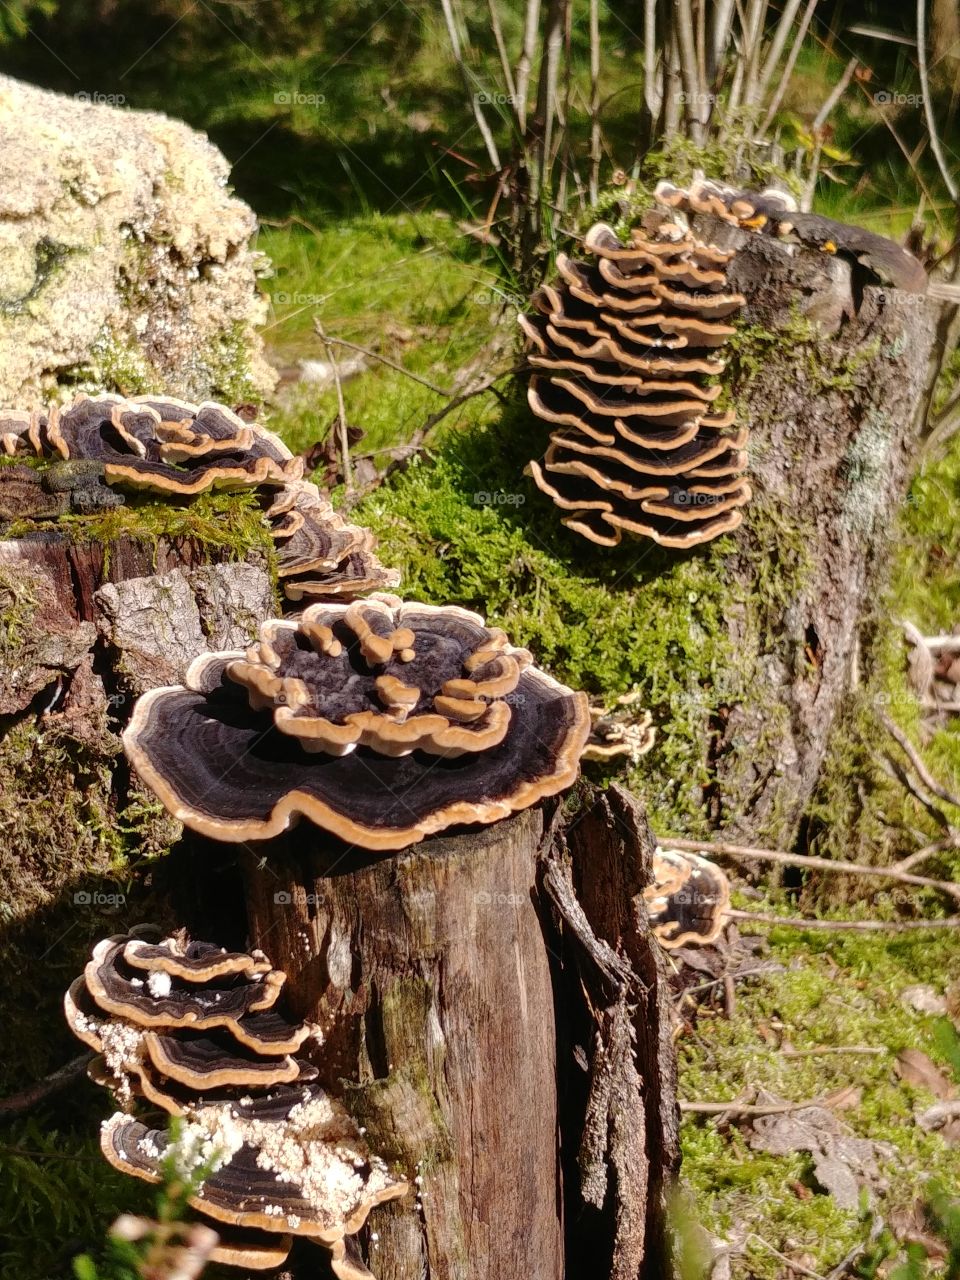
[895,1049,956,1099]
[823,1084,863,1111]
[746,1096,895,1211]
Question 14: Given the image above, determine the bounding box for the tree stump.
[688,218,942,846]
[238,784,677,1280]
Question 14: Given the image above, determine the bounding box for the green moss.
[6,488,277,582]
[194,320,265,406]
[0,237,76,317]
[84,324,154,397]
[679,931,960,1278]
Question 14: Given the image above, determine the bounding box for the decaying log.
[238,782,677,1280]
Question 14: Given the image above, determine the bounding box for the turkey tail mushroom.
[0,392,399,602]
[66,931,406,1273]
[644,847,731,947]
[523,214,750,547]
[121,593,590,850]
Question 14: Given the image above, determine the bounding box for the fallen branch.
[0,1052,94,1114]
[730,909,960,933]
[660,835,960,900]
[881,711,960,811]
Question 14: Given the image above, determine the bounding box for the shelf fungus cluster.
[522,216,750,548]
[122,593,591,850]
[0,393,398,602]
[65,930,406,1277]
[644,847,730,948]
[656,176,928,293]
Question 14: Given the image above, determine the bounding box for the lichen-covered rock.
[0,75,276,405]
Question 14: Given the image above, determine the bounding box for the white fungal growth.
[146,970,173,999]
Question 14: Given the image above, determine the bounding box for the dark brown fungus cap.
[524,216,750,548]
[655,177,928,292]
[122,593,590,850]
[66,932,405,1272]
[0,392,400,603]
[644,848,731,947]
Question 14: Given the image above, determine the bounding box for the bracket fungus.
[66,931,406,1276]
[0,392,399,603]
[655,177,928,293]
[122,593,591,850]
[523,213,750,548]
[644,847,731,948]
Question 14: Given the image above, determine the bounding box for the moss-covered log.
[238,784,677,1280]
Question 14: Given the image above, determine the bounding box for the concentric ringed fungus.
[65,931,406,1275]
[122,593,591,850]
[0,392,399,603]
[523,214,750,548]
[644,847,731,948]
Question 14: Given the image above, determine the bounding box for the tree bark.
[687,218,942,847]
[238,784,677,1280]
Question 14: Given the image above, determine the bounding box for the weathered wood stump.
[238,784,677,1280]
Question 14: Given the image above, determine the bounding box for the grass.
[259,213,507,457]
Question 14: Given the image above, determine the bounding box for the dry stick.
[740,0,771,116]
[643,0,663,124]
[486,0,517,104]
[675,0,706,143]
[660,836,960,900]
[861,86,951,238]
[730,908,960,932]
[314,329,454,397]
[780,1045,887,1058]
[754,0,804,106]
[708,0,737,88]
[881,711,960,810]
[440,0,501,171]
[812,54,858,131]
[917,0,960,202]
[893,836,960,873]
[314,321,353,492]
[0,1052,93,1114]
[588,0,601,204]
[515,0,541,134]
[758,0,819,134]
[749,1235,829,1280]
[680,1095,831,1116]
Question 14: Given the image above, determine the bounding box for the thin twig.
[313,329,453,397]
[0,1052,94,1114]
[917,0,959,202]
[486,0,517,104]
[730,908,960,932]
[881,711,960,810]
[315,321,353,492]
[749,1234,829,1280]
[893,836,960,873]
[661,835,960,900]
[780,1045,887,1058]
[588,0,601,204]
[440,0,502,170]
[758,0,819,134]
[680,1095,830,1116]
